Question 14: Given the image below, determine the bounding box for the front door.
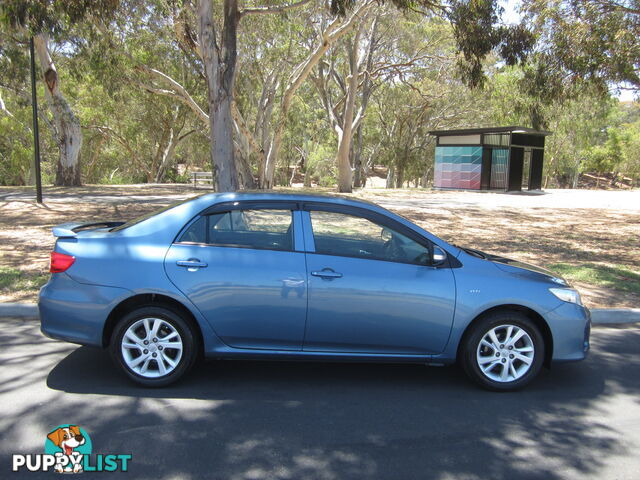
[165,205,307,350]
[302,208,456,355]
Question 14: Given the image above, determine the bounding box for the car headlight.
[549,288,582,305]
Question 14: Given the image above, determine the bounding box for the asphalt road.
[1,318,639,480]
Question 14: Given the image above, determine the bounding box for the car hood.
[460,247,567,284]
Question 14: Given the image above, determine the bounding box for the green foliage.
[523,0,640,91]
[448,0,534,87]
[306,144,337,187]
[585,128,624,175]
[483,66,640,187]
[0,266,48,292]
[0,115,31,185]
[164,168,190,184]
[0,0,119,36]
[548,263,640,297]
[0,0,638,191]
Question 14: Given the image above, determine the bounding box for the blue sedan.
[39,192,590,390]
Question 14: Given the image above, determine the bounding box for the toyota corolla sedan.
[39,192,590,390]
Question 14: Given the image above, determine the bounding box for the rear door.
[165,202,307,350]
[302,206,456,355]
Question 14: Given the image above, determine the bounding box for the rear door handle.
[311,268,343,279]
[176,259,208,269]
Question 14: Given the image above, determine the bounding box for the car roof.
[190,191,384,212]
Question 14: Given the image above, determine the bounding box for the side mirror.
[432,246,447,266]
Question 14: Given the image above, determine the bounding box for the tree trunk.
[230,102,257,188]
[235,144,256,188]
[395,165,405,188]
[353,124,364,188]
[154,108,191,183]
[336,31,362,193]
[420,166,432,188]
[386,166,395,188]
[260,1,373,188]
[33,34,82,186]
[198,0,239,192]
[262,116,283,188]
[152,122,172,182]
[155,128,189,183]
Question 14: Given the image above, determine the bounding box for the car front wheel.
[461,312,545,391]
[110,306,197,387]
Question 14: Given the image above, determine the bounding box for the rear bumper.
[545,302,591,363]
[39,273,131,347]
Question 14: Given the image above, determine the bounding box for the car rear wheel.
[110,306,197,387]
[460,311,545,391]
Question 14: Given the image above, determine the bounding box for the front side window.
[179,209,293,251]
[309,210,431,265]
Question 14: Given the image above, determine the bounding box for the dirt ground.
[1,184,638,308]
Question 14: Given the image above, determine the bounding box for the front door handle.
[176,259,208,269]
[311,268,343,279]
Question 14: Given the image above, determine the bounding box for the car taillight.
[50,252,75,273]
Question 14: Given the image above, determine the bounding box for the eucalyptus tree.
[141,0,534,191]
[166,0,376,189]
[80,1,207,183]
[108,0,320,190]
[522,0,639,93]
[258,0,375,188]
[194,0,315,191]
[311,9,465,191]
[0,35,34,184]
[371,60,490,188]
[311,10,380,192]
[259,0,535,191]
[492,0,639,136]
[0,0,119,186]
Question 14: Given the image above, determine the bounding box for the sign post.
[29,37,43,204]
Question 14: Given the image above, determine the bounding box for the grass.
[0,266,49,294]
[547,263,640,296]
[1,185,638,307]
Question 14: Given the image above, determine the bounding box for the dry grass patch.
[1,185,638,308]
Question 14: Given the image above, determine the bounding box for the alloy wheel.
[476,324,535,383]
[121,317,183,378]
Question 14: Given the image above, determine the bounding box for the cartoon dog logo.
[47,425,86,473]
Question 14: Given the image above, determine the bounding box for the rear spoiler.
[52,221,125,238]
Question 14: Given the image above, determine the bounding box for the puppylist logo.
[12,424,132,473]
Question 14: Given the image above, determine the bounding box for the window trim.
[202,200,299,215]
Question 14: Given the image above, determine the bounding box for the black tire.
[110,306,198,387]
[460,311,545,391]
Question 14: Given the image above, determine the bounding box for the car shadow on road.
[37,326,640,479]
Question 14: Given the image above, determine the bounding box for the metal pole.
[29,37,43,204]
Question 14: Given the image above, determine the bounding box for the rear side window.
[178,209,293,251]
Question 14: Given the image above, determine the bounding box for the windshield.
[110,195,203,232]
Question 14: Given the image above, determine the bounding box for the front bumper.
[545,301,591,363]
[39,273,131,347]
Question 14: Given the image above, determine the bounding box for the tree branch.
[240,0,313,17]
[86,124,139,163]
[287,0,374,101]
[0,91,15,118]
[231,100,262,155]
[135,65,210,128]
